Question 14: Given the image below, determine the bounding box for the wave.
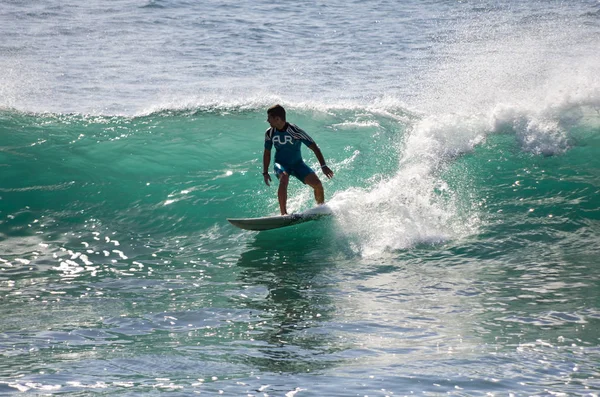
[1,83,598,258]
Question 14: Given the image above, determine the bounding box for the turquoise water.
[2,0,600,395]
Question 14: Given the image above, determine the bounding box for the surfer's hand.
[322,165,334,179]
[263,172,271,186]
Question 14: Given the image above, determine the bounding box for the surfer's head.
[267,104,287,129]
[267,104,286,121]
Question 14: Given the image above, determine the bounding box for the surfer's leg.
[277,172,290,215]
[304,173,324,204]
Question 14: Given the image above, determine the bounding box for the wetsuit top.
[264,123,315,166]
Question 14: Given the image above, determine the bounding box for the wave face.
[1,97,598,254]
[1,0,600,395]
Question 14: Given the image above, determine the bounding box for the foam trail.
[329,170,471,256]
[327,111,484,255]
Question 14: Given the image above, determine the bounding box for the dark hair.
[267,104,286,121]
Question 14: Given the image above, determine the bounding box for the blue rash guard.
[264,123,316,182]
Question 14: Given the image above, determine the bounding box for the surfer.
[262,104,334,215]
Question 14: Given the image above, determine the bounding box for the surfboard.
[227,205,332,231]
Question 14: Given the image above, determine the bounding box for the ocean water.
[1,0,600,395]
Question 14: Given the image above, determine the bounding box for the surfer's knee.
[313,180,323,192]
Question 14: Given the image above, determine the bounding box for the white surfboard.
[227,205,332,231]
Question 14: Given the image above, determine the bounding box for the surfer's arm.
[308,143,334,179]
[262,149,272,186]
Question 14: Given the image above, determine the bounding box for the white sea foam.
[325,6,600,256]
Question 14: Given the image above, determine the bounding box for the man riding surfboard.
[262,105,334,215]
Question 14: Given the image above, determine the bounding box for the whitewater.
[1,0,600,395]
